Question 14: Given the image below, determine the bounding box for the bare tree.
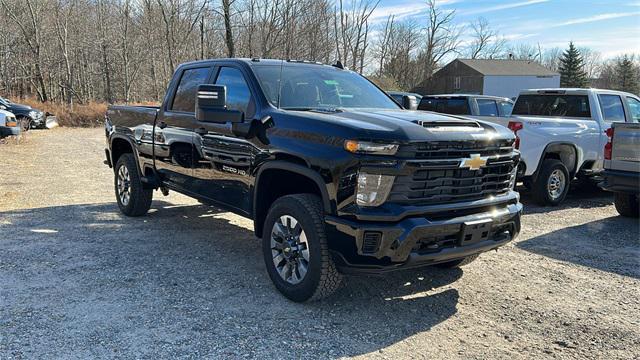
[422,0,462,79]
[466,17,506,59]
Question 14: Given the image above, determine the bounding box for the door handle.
[158,121,167,129]
[195,127,208,135]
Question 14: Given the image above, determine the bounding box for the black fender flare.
[253,160,334,216]
[532,142,579,181]
[109,134,143,174]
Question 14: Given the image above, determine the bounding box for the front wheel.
[532,159,570,206]
[614,192,639,218]
[262,194,342,302]
[114,153,153,216]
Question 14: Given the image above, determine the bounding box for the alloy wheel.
[270,215,310,285]
[547,169,566,200]
[117,165,131,206]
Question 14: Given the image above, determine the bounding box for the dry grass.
[19,98,108,128]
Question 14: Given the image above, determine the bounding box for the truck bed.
[106,105,159,128]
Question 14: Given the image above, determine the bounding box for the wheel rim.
[547,169,566,200]
[117,165,131,206]
[270,215,310,285]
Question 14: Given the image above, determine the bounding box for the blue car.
[0,109,20,137]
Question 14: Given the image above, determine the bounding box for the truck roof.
[424,94,512,102]
[178,58,339,69]
[518,88,639,98]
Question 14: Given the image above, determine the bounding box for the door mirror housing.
[402,95,418,110]
[195,84,243,123]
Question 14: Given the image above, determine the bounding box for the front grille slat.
[390,141,517,206]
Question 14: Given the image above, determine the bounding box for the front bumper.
[326,198,522,274]
[0,126,20,137]
[600,169,640,194]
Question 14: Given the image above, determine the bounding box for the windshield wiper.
[281,107,343,113]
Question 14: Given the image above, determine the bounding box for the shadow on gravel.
[517,185,614,215]
[1,201,462,358]
[517,216,640,279]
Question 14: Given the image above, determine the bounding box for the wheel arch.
[533,142,580,180]
[253,161,333,238]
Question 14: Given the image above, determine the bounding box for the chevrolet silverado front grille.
[389,144,518,205]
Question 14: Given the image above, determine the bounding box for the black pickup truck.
[104,58,522,302]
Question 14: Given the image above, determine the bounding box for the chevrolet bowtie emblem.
[460,154,488,170]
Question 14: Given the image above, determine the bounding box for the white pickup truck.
[502,88,640,206]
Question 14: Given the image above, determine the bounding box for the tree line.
[0,0,638,107]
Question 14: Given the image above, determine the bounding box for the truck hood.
[287,108,514,143]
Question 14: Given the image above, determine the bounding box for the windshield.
[512,94,591,118]
[253,64,399,110]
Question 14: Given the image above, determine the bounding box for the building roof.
[453,59,559,76]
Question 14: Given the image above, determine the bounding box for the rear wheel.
[114,153,153,216]
[436,254,479,268]
[614,192,639,218]
[262,194,342,302]
[532,159,570,206]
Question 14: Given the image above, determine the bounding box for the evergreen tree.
[558,42,588,87]
[614,55,639,94]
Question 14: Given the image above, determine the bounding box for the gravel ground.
[1,128,639,359]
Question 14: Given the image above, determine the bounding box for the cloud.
[459,0,549,15]
[368,0,462,23]
[550,12,640,27]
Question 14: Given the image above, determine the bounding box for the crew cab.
[418,94,514,123]
[506,88,640,206]
[601,122,640,217]
[104,59,522,302]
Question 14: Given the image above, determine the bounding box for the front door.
[191,66,260,216]
[154,66,213,188]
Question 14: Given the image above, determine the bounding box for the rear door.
[154,65,214,187]
[472,98,507,126]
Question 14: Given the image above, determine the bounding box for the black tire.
[114,153,153,217]
[262,194,342,302]
[18,116,31,132]
[614,192,640,218]
[532,159,570,206]
[435,254,479,268]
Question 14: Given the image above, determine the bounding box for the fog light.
[356,173,394,207]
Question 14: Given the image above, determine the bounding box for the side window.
[171,67,211,112]
[477,99,498,116]
[498,101,513,117]
[598,94,626,122]
[626,97,640,123]
[215,67,253,117]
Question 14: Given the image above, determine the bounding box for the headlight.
[356,173,395,207]
[344,140,399,155]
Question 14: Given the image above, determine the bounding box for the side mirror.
[195,84,243,123]
[402,95,418,110]
[0,105,6,110]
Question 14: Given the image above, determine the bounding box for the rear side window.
[171,67,211,112]
[512,95,591,118]
[598,94,625,122]
[476,99,498,116]
[498,101,513,116]
[418,97,470,115]
[626,97,640,123]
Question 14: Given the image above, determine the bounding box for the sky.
[369,0,640,59]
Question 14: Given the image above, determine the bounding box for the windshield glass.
[512,94,591,118]
[418,97,470,115]
[253,64,399,110]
